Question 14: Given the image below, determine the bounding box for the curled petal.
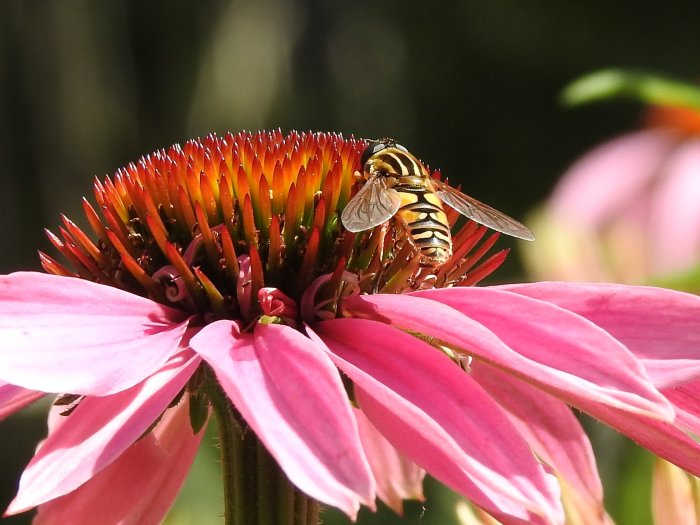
[258,287,298,318]
[190,321,374,518]
[0,272,189,395]
[34,395,206,525]
[301,271,359,322]
[501,281,700,389]
[312,319,564,525]
[6,350,200,514]
[354,408,425,514]
[0,381,44,421]
[152,266,190,302]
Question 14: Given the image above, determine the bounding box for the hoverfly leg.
[394,219,416,251]
[414,269,437,290]
[377,221,390,262]
[371,222,392,292]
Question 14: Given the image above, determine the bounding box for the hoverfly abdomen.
[394,184,452,266]
[340,139,534,268]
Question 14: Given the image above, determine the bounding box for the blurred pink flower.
[524,106,700,283]
[3,131,700,525]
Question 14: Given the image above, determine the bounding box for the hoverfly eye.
[361,140,389,166]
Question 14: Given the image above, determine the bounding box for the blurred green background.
[1,0,697,523]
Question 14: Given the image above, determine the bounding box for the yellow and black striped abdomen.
[395,182,453,266]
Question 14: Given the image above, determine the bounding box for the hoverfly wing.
[341,176,402,232]
[434,180,535,241]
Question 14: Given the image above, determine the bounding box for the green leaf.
[561,69,700,110]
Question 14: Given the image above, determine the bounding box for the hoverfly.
[341,139,534,267]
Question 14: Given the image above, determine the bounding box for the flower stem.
[204,365,320,525]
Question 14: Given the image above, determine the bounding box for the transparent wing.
[434,180,535,241]
[341,176,402,232]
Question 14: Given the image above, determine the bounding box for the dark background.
[2,1,699,523]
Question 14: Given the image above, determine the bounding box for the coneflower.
[1,131,700,525]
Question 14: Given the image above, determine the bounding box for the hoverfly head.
[361,140,388,167]
[361,137,407,163]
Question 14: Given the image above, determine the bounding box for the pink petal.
[6,349,200,514]
[354,408,425,514]
[550,129,677,226]
[190,321,374,519]
[663,381,700,436]
[592,402,700,477]
[471,364,609,523]
[343,289,673,420]
[0,272,189,395]
[0,381,44,420]
[502,282,700,389]
[649,138,700,274]
[311,319,564,525]
[33,394,206,525]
